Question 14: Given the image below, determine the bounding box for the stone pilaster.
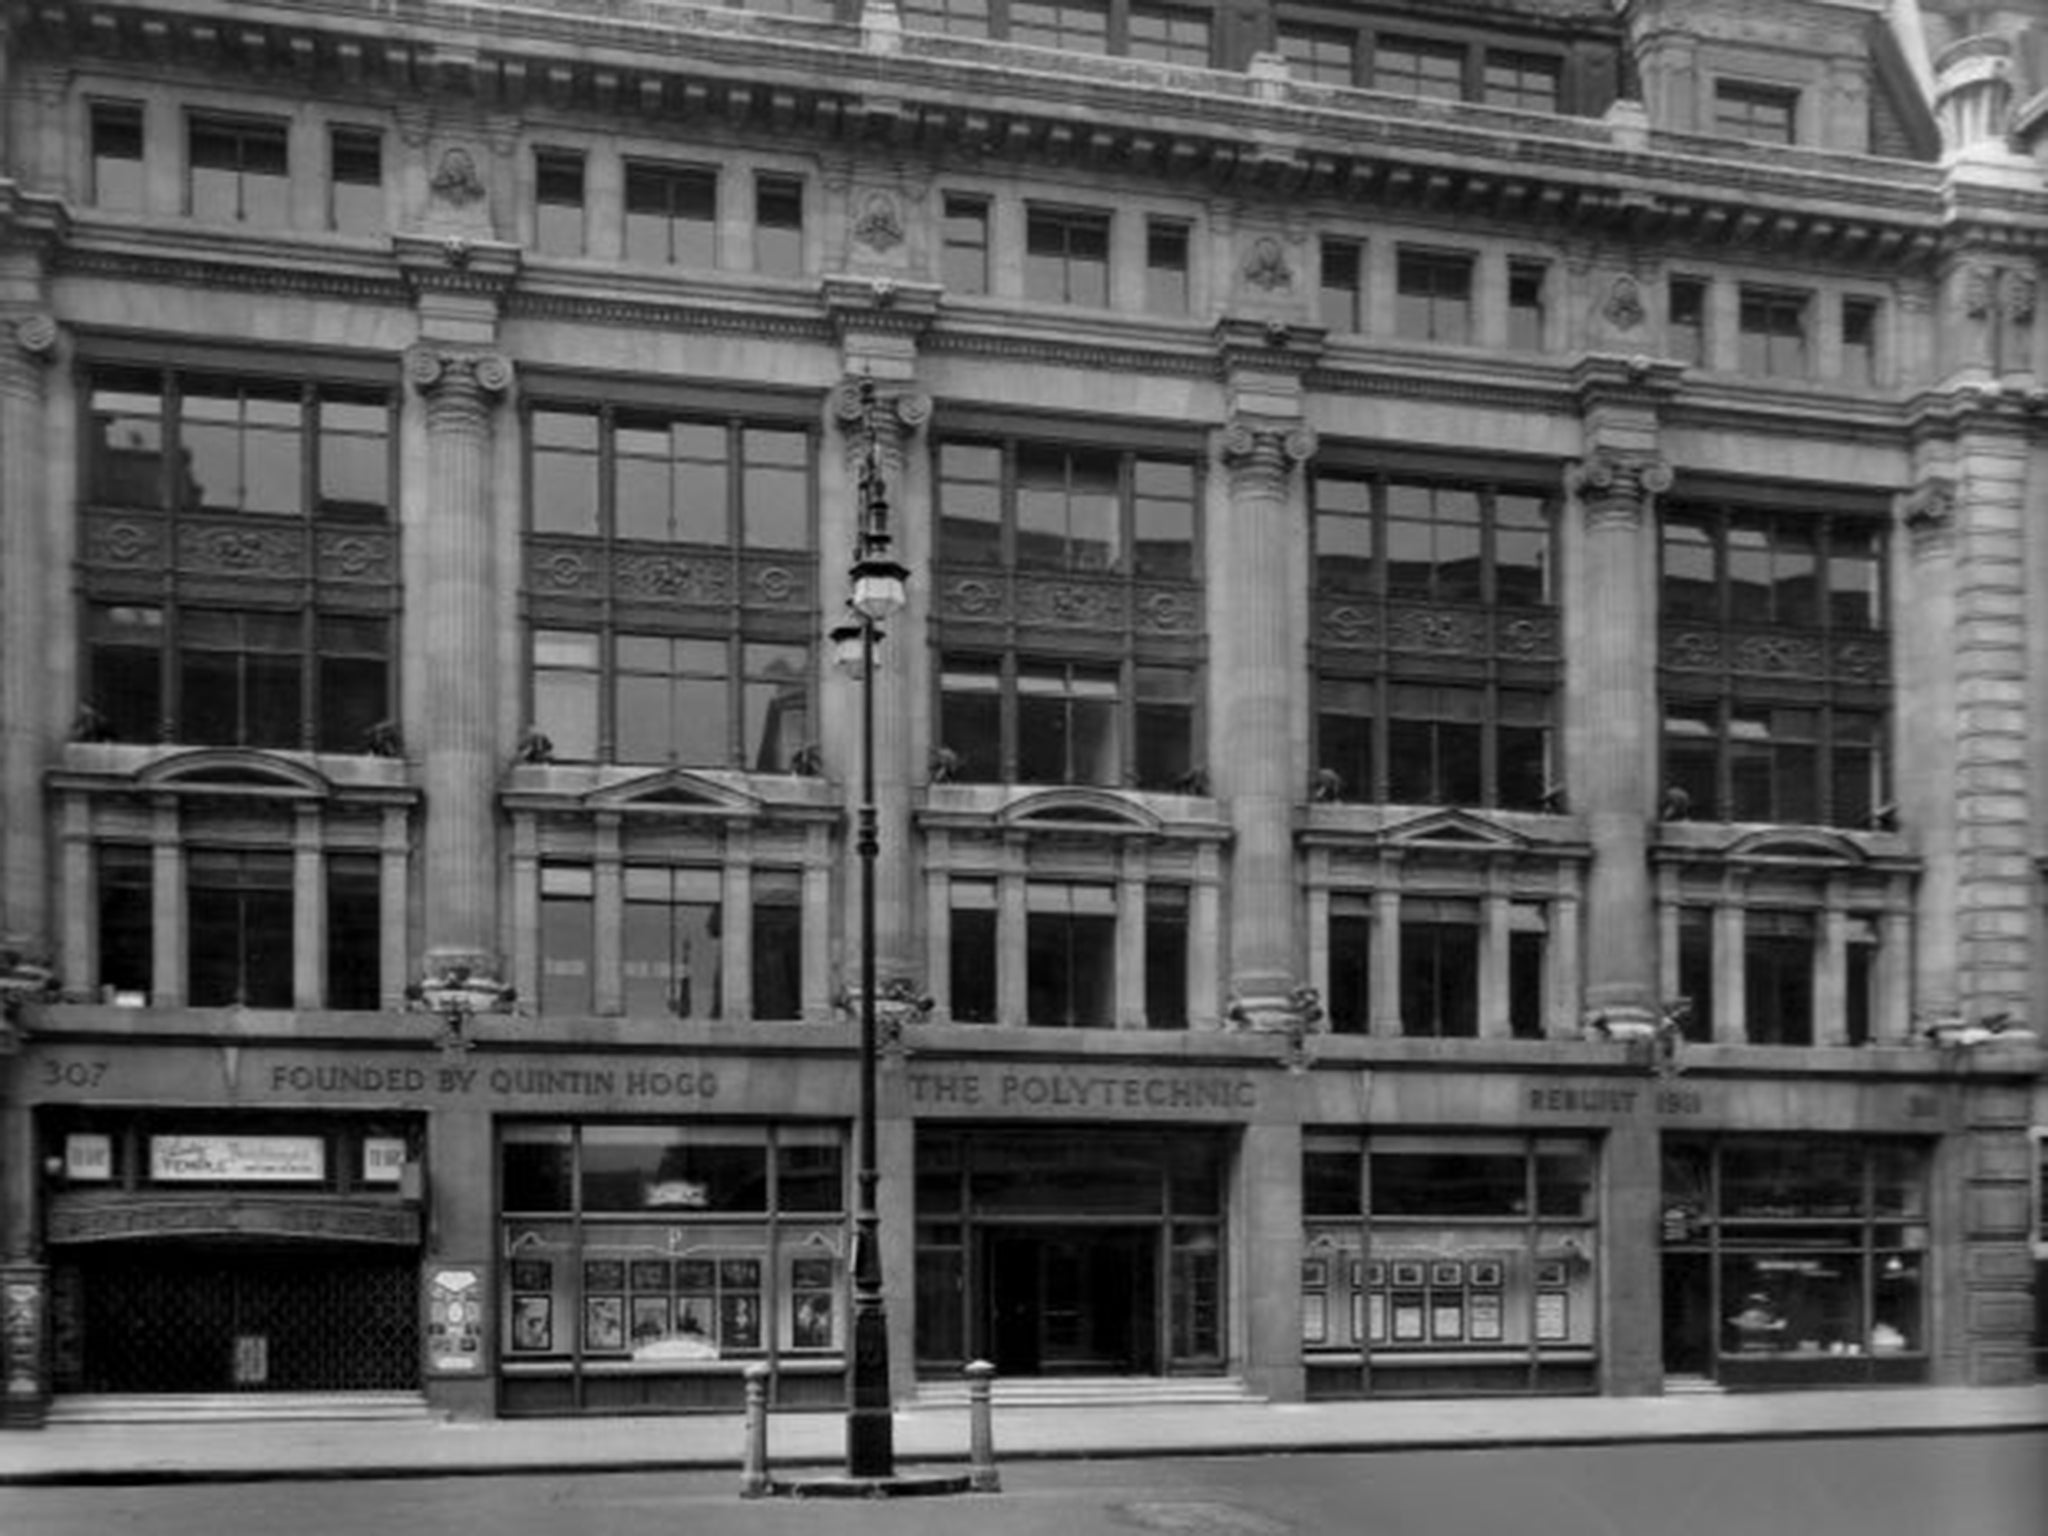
[1900,477,1960,1026]
[406,347,512,977]
[1947,414,2033,1021]
[1215,419,1315,1030]
[1566,449,1671,1037]
[829,377,930,1002]
[0,312,56,961]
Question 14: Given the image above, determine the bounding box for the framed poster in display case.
[1301,1257,1328,1288]
[630,1295,670,1347]
[1535,1290,1570,1341]
[1469,1290,1504,1342]
[1534,1259,1568,1289]
[720,1292,761,1350]
[791,1257,835,1292]
[792,1290,836,1349]
[1364,1260,1386,1287]
[584,1293,625,1352]
[676,1259,716,1291]
[629,1259,671,1292]
[1301,1291,1328,1344]
[509,1258,552,1293]
[676,1293,716,1346]
[1365,1290,1387,1342]
[719,1258,763,1290]
[1431,1298,1464,1340]
[1468,1260,1504,1289]
[1392,1297,1426,1342]
[1430,1261,1463,1289]
[583,1259,626,1294]
[1390,1260,1426,1289]
[510,1295,552,1353]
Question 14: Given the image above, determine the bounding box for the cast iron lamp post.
[829,378,909,1481]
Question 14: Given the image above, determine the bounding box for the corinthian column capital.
[11,314,57,361]
[832,376,930,434]
[0,313,58,401]
[1567,450,1672,527]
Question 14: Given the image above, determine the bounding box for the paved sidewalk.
[1,1384,2043,1486]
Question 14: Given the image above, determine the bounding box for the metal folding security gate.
[56,1248,418,1393]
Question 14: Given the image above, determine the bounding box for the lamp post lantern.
[837,376,906,1481]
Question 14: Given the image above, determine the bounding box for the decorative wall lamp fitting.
[0,949,60,1055]
[404,963,517,1053]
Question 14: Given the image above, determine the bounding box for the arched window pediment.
[999,788,1163,836]
[1723,828,1868,868]
[134,748,333,800]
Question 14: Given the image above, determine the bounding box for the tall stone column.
[1215,419,1315,1030]
[829,377,930,1007]
[0,312,56,961]
[1565,450,1671,1038]
[406,347,512,980]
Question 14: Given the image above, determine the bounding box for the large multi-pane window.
[1661,1138,1929,1386]
[1024,206,1111,306]
[188,115,289,224]
[625,161,719,268]
[1714,80,1798,144]
[1144,219,1191,315]
[1395,249,1475,344]
[524,402,815,768]
[1319,237,1363,333]
[934,435,1201,789]
[497,1121,846,1411]
[534,149,586,256]
[1658,497,1887,828]
[90,101,146,211]
[1668,276,1708,366]
[1738,287,1810,378]
[1277,20,1591,115]
[901,0,1208,56]
[753,174,804,278]
[329,127,384,234]
[80,365,395,751]
[1026,882,1117,1027]
[1303,1135,1600,1396]
[96,842,380,1009]
[940,194,991,294]
[538,863,804,1020]
[1312,467,1556,809]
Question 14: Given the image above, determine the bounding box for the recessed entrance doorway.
[984,1225,1159,1376]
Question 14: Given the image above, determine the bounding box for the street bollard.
[965,1358,1000,1493]
[739,1361,771,1498]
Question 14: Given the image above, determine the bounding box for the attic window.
[1714,80,1798,145]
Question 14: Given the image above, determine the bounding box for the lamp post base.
[846,1404,895,1480]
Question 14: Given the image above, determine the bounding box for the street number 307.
[41,1059,109,1088]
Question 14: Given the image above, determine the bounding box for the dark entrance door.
[984,1226,1158,1376]
[1661,1252,1714,1378]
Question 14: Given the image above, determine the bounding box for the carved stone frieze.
[1317,599,1380,649]
[1603,274,1645,332]
[527,543,605,597]
[1017,577,1123,631]
[1386,605,1489,658]
[940,574,1006,621]
[1496,613,1561,661]
[1729,632,1825,676]
[742,554,814,609]
[83,514,167,569]
[315,529,397,584]
[1661,629,1723,671]
[1133,586,1201,636]
[852,190,905,253]
[179,519,305,578]
[1832,638,1890,684]
[1240,234,1294,293]
[612,550,736,606]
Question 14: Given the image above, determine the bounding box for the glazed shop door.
[985,1226,1159,1376]
[61,1247,418,1393]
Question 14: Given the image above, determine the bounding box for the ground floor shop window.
[1660,1135,1930,1387]
[1302,1133,1598,1396]
[497,1120,845,1413]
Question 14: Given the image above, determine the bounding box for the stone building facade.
[0,0,2044,1424]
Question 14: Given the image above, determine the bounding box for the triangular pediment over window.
[1382,807,1532,854]
[999,788,1163,835]
[585,768,761,818]
[134,749,332,801]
